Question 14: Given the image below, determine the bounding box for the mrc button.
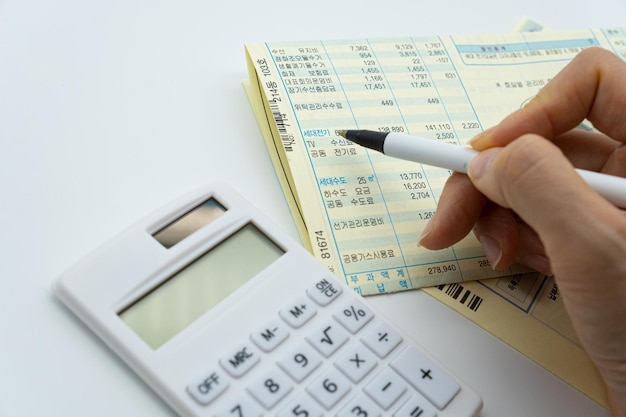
[306,277,342,306]
[219,342,261,378]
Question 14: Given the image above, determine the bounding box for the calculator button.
[279,296,317,328]
[247,368,294,409]
[393,394,437,417]
[215,395,264,417]
[306,277,343,306]
[390,345,460,410]
[278,393,325,417]
[219,342,261,378]
[250,318,289,352]
[332,299,374,334]
[186,369,229,405]
[337,394,382,417]
[306,367,352,409]
[305,321,350,357]
[277,341,323,382]
[334,344,378,383]
[363,368,407,410]
[361,321,403,358]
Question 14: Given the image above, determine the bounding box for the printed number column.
[604,28,626,59]
[369,37,478,285]
[320,39,414,294]
[413,37,486,274]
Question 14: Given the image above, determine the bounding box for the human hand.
[419,47,626,415]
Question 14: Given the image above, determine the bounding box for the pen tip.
[337,130,347,138]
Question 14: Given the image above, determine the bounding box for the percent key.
[333,300,373,333]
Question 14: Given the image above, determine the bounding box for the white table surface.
[2,1,625,415]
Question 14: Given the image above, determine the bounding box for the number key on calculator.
[190,276,482,416]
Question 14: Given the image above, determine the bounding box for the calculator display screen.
[119,223,285,349]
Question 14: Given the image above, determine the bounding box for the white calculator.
[54,182,482,417]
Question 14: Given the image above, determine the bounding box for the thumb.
[467,133,618,260]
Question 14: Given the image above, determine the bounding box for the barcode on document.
[268,100,294,152]
[437,283,483,312]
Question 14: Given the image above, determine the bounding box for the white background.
[1,1,625,416]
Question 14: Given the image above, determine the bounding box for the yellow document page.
[244,27,626,406]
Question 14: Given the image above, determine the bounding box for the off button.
[187,369,229,405]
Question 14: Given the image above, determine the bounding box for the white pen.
[337,129,626,208]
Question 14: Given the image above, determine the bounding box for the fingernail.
[468,126,493,148]
[418,217,435,247]
[478,234,502,269]
[522,254,552,276]
[468,147,502,180]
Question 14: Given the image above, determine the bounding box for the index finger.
[470,47,626,150]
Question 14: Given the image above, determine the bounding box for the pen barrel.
[382,133,626,209]
[575,169,626,208]
[383,133,478,173]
